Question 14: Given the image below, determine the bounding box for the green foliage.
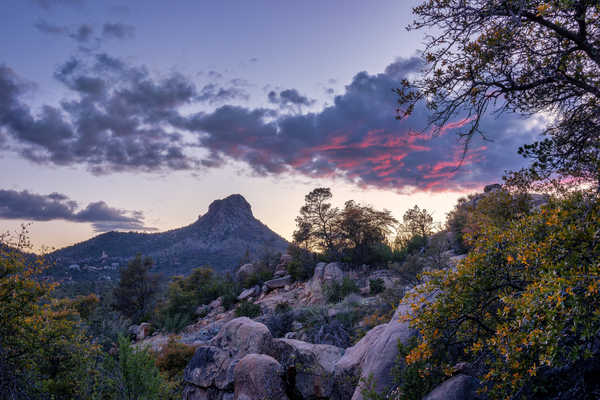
[393,337,444,400]
[0,226,99,400]
[286,244,316,281]
[156,267,237,332]
[235,300,262,318]
[113,255,158,323]
[112,335,170,400]
[404,191,600,399]
[324,277,360,303]
[155,337,196,394]
[369,278,385,295]
[275,301,291,314]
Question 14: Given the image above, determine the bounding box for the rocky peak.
[199,194,253,222]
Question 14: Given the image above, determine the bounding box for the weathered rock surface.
[184,317,273,397]
[423,374,482,400]
[264,275,293,290]
[237,285,260,301]
[271,338,344,399]
[351,297,422,400]
[235,263,257,283]
[333,323,387,400]
[233,354,288,400]
[305,262,345,303]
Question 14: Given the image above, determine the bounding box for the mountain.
[48,194,289,280]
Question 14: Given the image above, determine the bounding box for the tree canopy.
[398,0,600,187]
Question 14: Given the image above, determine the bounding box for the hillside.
[47,194,288,281]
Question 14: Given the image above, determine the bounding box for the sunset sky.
[0,0,542,250]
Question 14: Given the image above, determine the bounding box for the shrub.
[275,301,291,314]
[235,301,262,318]
[286,244,316,281]
[155,337,196,381]
[262,311,294,338]
[404,191,600,399]
[113,255,159,323]
[369,278,385,295]
[323,277,360,303]
[157,267,237,331]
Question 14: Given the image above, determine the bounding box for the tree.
[337,200,397,264]
[0,226,97,399]
[293,188,340,255]
[397,205,435,245]
[397,1,600,188]
[403,191,600,399]
[113,255,158,322]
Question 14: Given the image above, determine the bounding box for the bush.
[369,278,385,295]
[323,277,360,303]
[404,191,600,399]
[155,337,196,381]
[235,301,262,318]
[156,267,237,332]
[286,244,316,281]
[262,311,294,338]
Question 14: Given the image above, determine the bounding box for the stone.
[332,324,387,400]
[264,275,293,290]
[237,285,259,301]
[235,263,256,283]
[183,318,274,395]
[233,354,288,400]
[305,262,345,303]
[137,322,153,340]
[423,374,481,400]
[271,338,344,399]
[351,290,437,400]
[484,183,502,192]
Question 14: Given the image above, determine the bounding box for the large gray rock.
[264,275,293,290]
[333,324,387,400]
[423,374,481,400]
[271,338,344,399]
[233,354,288,400]
[351,293,430,400]
[306,262,345,303]
[235,263,257,283]
[237,285,260,301]
[184,318,273,396]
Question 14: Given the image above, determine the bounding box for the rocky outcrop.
[183,317,273,398]
[305,262,345,303]
[235,263,257,283]
[271,338,344,399]
[333,324,388,400]
[233,354,288,400]
[264,275,293,290]
[423,374,482,400]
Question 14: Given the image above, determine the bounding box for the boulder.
[271,338,344,399]
[137,322,152,340]
[233,354,288,400]
[306,262,345,303]
[264,275,293,290]
[333,324,387,400]
[423,374,481,400]
[351,292,432,400]
[184,318,273,395]
[237,285,260,301]
[235,263,256,283]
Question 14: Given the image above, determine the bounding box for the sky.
[0,0,543,251]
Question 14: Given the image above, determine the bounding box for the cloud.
[268,88,315,109]
[34,19,68,35]
[0,189,155,232]
[69,24,93,42]
[0,55,541,192]
[102,22,135,40]
[197,83,249,104]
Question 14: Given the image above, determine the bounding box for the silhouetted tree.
[293,188,340,256]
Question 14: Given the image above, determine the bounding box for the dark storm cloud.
[0,56,197,174]
[0,54,541,192]
[102,23,135,40]
[0,189,155,232]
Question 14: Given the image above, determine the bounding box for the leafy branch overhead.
[398,0,600,186]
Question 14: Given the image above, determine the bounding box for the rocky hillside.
[48,194,288,280]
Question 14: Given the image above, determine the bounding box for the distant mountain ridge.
[49,194,288,279]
